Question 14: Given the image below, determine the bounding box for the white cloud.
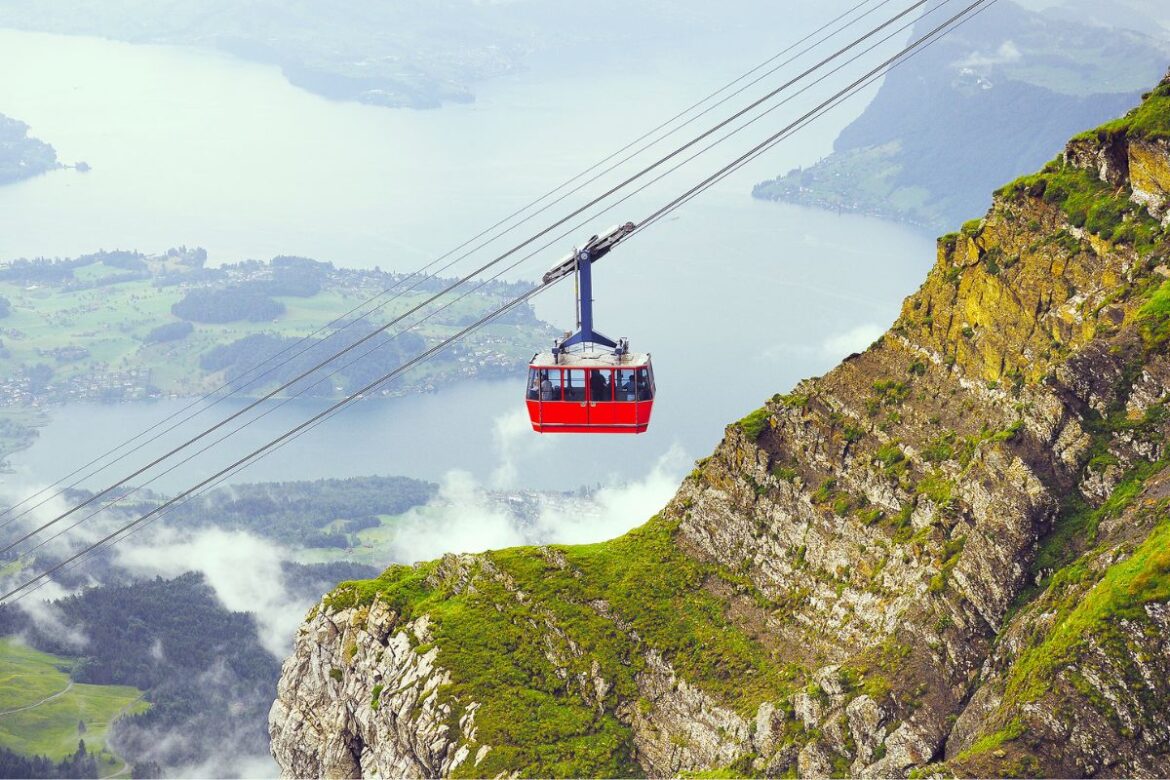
[821,323,885,360]
[489,406,547,489]
[186,753,280,779]
[954,40,1023,70]
[11,579,90,651]
[115,526,304,658]
[388,470,529,563]
[531,444,687,545]
[387,444,686,564]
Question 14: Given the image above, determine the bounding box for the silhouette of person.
[590,370,609,402]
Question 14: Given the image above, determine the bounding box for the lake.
[0,21,935,494]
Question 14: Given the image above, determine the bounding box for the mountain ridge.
[270,70,1170,778]
[752,1,1170,230]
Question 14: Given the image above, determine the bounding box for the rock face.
[271,72,1170,778]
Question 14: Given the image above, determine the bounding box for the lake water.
[0,22,936,494]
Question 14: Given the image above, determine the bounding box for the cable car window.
[527,368,540,400]
[565,369,586,401]
[539,368,562,401]
[636,367,653,400]
[589,369,612,402]
[616,369,636,401]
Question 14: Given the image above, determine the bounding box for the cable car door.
[564,369,588,426]
[587,368,620,429]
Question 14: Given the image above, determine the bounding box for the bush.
[171,287,285,323]
[737,408,771,439]
[143,320,194,344]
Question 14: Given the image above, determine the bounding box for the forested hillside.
[753,1,1169,229]
[0,113,58,185]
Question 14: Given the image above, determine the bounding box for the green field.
[294,512,407,565]
[0,250,553,406]
[0,637,147,768]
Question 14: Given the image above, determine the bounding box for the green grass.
[1077,81,1170,143]
[998,152,1162,251]
[680,768,752,779]
[873,442,907,478]
[737,407,771,440]
[995,84,1169,251]
[916,470,954,507]
[1136,278,1170,348]
[954,717,1025,763]
[1004,505,1170,707]
[293,512,411,565]
[328,514,801,778]
[0,638,147,762]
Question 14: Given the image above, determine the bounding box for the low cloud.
[821,323,885,360]
[11,579,90,651]
[112,658,278,778]
[954,40,1023,70]
[387,470,529,563]
[489,406,548,489]
[388,445,687,564]
[114,526,304,658]
[531,444,687,545]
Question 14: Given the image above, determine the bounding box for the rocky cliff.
[271,73,1170,778]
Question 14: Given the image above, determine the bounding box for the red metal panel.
[526,361,655,434]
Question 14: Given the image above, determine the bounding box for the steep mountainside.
[752,1,1169,230]
[271,74,1170,778]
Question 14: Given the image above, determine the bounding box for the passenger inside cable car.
[526,360,655,433]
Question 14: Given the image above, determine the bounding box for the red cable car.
[526,222,655,434]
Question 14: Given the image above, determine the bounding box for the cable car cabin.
[526,351,654,434]
[527,221,653,434]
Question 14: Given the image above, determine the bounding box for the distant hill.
[0,0,787,109]
[752,0,1170,230]
[1038,0,1170,35]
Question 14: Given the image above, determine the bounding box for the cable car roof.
[529,350,652,369]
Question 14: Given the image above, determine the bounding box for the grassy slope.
[909,85,1170,773]
[330,511,805,778]
[0,638,147,764]
[293,513,409,565]
[1080,78,1170,142]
